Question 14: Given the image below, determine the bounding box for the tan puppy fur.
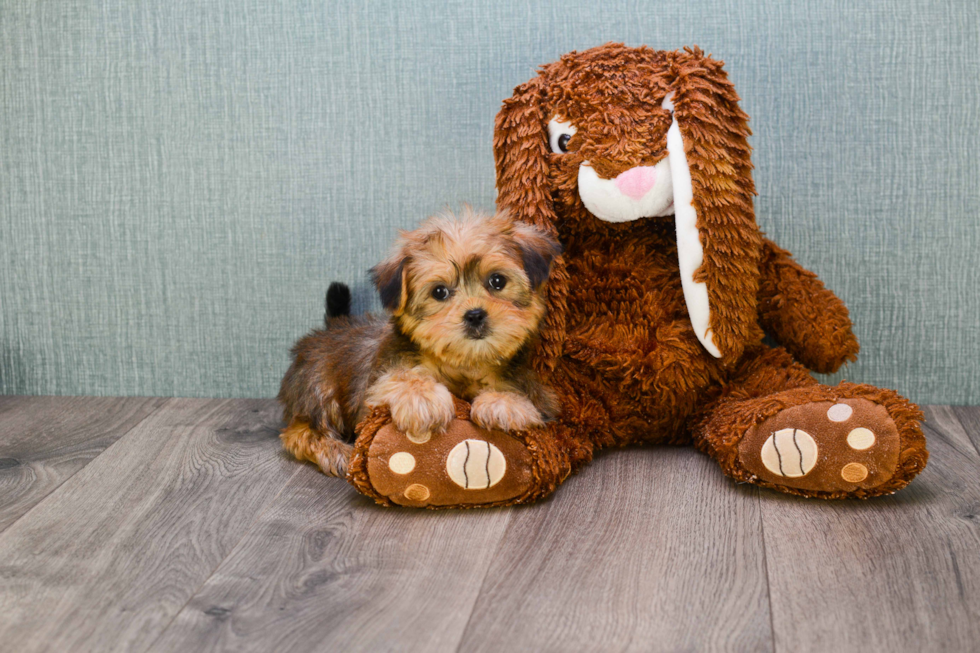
[278,208,561,476]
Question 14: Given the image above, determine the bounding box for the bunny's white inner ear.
[663,92,721,358]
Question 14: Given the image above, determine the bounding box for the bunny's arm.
[756,238,859,373]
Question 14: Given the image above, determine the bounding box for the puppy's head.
[370,207,560,368]
[494,44,765,364]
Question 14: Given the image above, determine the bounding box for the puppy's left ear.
[369,254,408,315]
[512,222,563,289]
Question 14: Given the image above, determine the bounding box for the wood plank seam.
[945,406,980,459]
[145,464,304,653]
[0,397,174,535]
[451,512,520,653]
[754,487,780,653]
[0,397,298,652]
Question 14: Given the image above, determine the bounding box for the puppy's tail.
[325,282,351,323]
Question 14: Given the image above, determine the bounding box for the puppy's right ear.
[369,256,407,314]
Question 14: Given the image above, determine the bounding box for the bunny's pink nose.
[614,166,657,199]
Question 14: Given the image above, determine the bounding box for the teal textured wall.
[1,0,978,403]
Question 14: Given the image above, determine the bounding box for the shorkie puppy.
[278,208,561,477]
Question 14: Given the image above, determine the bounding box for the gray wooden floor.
[0,397,978,652]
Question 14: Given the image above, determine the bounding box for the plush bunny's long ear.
[494,75,568,376]
[494,76,553,230]
[663,51,763,362]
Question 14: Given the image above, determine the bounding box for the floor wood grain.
[950,405,980,454]
[0,398,978,653]
[0,398,296,653]
[457,447,774,653]
[0,396,167,533]
[149,468,514,653]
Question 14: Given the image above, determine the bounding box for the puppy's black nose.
[463,308,487,326]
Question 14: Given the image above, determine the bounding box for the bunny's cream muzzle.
[577,159,675,223]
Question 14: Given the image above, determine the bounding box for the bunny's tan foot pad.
[738,399,902,494]
[362,419,534,508]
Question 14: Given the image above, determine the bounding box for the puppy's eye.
[487,273,507,291]
[548,117,577,154]
[431,285,450,301]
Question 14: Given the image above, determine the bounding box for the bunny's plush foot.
[347,397,569,508]
[697,383,928,499]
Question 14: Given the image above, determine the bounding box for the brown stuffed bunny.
[348,44,928,507]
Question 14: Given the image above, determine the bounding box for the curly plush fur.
[347,44,928,507]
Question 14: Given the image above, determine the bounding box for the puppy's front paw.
[389,386,455,439]
[367,368,455,441]
[470,391,544,433]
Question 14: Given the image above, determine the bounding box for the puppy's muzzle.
[463,308,489,339]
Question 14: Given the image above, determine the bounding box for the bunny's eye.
[548,117,577,154]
